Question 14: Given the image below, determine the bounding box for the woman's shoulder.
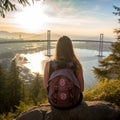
[45,61,49,65]
[44,61,51,74]
[45,60,56,68]
[45,61,51,69]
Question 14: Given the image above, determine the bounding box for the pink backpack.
[47,62,81,109]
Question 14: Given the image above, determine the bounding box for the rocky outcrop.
[16,101,120,120]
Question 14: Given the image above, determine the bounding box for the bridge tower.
[98,33,104,57]
[46,30,51,57]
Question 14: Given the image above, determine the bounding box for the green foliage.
[15,101,34,116]
[0,0,41,18]
[0,60,47,114]
[0,114,8,120]
[0,0,28,18]
[0,65,7,113]
[93,5,120,81]
[0,112,16,120]
[0,101,34,120]
[29,73,47,105]
[6,59,23,112]
[113,6,120,30]
[0,59,23,113]
[83,79,120,106]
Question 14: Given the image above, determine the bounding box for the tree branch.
[0,0,40,18]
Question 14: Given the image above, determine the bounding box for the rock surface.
[16,101,120,120]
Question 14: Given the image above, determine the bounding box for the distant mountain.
[0,31,11,37]
[0,31,114,41]
[0,31,48,40]
[0,31,66,41]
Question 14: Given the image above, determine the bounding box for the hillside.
[0,31,114,41]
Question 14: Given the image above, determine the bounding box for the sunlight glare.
[24,52,47,74]
[13,1,49,32]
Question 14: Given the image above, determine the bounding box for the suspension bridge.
[0,31,114,57]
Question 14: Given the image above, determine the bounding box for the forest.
[0,1,120,120]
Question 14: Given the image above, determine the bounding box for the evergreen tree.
[0,65,6,113]
[0,0,41,18]
[5,59,22,112]
[93,5,120,80]
[30,73,47,105]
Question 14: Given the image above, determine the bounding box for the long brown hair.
[54,36,80,64]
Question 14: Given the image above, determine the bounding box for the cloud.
[44,0,112,20]
[99,0,112,2]
[0,0,116,39]
[44,0,76,18]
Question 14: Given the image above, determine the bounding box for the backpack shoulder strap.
[49,60,78,77]
[49,60,58,78]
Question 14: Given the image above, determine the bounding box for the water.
[0,41,111,89]
[75,48,110,89]
[23,48,111,89]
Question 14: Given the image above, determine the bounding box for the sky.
[0,0,120,40]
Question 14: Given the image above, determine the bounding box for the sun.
[13,1,49,33]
